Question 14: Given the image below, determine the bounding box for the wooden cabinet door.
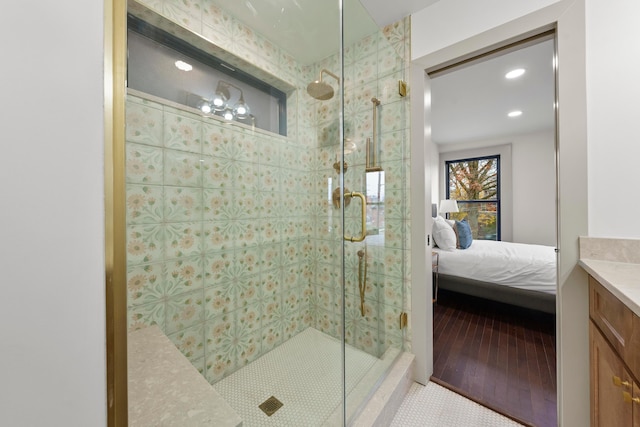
[591,321,633,427]
[633,382,640,427]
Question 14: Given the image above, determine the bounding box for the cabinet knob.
[623,391,640,404]
[613,376,632,388]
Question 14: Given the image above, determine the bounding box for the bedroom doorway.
[427,32,558,427]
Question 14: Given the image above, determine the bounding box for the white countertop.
[128,325,242,427]
[579,258,640,317]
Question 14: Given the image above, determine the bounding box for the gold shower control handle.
[344,192,367,242]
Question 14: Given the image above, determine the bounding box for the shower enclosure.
[123,0,410,424]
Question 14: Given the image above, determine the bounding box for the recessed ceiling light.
[175,60,192,71]
[505,68,525,79]
[508,110,523,117]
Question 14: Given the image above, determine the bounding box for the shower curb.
[350,352,415,427]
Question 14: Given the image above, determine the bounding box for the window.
[446,155,500,240]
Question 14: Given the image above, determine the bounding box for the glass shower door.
[122,0,408,424]
[341,0,409,422]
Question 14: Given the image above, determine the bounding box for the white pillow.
[432,216,457,251]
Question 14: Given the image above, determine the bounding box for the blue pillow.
[455,219,473,249]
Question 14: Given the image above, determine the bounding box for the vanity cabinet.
[590,276,640,426]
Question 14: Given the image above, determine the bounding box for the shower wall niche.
[125,0,412,387]
[127,15,288,135]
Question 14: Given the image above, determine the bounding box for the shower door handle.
[344,191,367,242]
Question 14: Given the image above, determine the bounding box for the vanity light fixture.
[505,68,525,79]
[213,80,251,119]
[188,81,254,123]
[508,110,523,117]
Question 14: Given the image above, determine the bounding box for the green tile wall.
[126,0,412,383]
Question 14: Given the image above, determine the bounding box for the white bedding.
[433,240,557,295]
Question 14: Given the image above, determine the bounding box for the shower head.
[307,68,340,100]
[307,80,335,100]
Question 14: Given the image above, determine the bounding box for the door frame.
[104,0,128,425]
[409,1,589,425]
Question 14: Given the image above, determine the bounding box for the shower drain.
[259,395,283,416]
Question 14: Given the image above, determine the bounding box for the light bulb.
[200,103,212,114]
[213,97,225,107]
[223,110,234,120]
[234,100,250,119]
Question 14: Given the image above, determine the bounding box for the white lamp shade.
[439,199,459,215]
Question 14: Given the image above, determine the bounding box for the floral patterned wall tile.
[200,156,234,190]
[164,186,203,222]
[128,300,166,331]
[164,150,203,187]
[165,289,204,334]
[164,255,204,297]
[164,221,203,259]
[126,0,412,374]
[126,143,164,184]
[168,322,206,363]
[163,110,203,154]
[127,262,165,306]
[204,315,235,383]
[127,223,164,266]
[163,0,202,33]
[126,183,164,225]
[126,97,164,146]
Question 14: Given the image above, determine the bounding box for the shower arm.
[319,68,340,83]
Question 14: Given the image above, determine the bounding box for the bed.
[433,239,557,314]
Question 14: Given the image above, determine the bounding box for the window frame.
[445,154,502,241]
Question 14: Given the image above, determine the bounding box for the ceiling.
[209,0,555,144]
[430,39,556,145]
[359,0,440,26]
[209,0,380,65]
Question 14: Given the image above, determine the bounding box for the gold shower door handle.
[344,191,367,242]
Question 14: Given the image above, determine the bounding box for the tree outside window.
[446,155,500,240]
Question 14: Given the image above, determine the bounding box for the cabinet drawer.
[590,276,634,364]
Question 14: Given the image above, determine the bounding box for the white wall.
[412,0,562,63]
[586,0,640,238]
[0,1,107,426]
[436,130,556,246]
[512,131,556,245]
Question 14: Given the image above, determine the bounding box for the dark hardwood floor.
[432,289,557,427]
